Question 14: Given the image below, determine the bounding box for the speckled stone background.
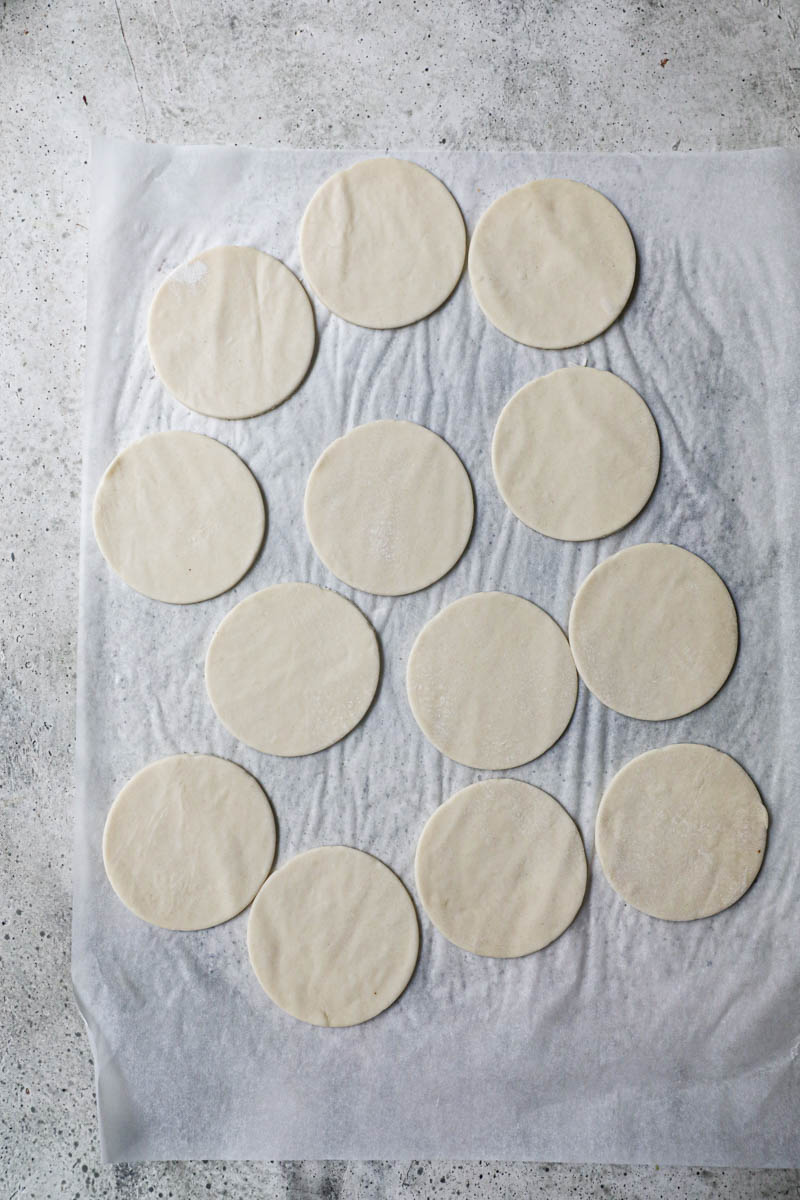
[2,1,799,1195]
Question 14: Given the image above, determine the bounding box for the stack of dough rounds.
[304,420,474,595]
[205,582,380,757]
[407,592,577,770]
[103,755,276,931]
[596,744,768,920]
[248,846,419,1026]
[92,430,265,604]
[415,779,587,957]
[569,543,738,720]
[300,157,466,328]
[148,245,315,419]
[492,366,660,541]
[469,177,636,348]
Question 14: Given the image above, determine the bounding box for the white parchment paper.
[74,139,800,1166]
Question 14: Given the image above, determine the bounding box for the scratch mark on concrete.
[113,0,149,137]
[166,0,189,61]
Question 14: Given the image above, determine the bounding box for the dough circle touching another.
[469,177,636,349]
[492,366,660,541]
[92,431,265,604]
[103,754,276,931]
[147,245,315,419]
[205,582,380,757]
[248,846,419,1027]
[596,744,768,921]
[300,157,466,328]
[305,420,474,595]
[415,779,587,958]
[407,592,577,770]
[569,542,738,721]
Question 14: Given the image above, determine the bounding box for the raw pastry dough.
[596,744,767,920]
[304,420,474,595]
[415,779,587,957]
[248,846,419,1026]
[205,583,379,756]
[92,431,265,604]
[300,158,466,328]
[407,592,577,770]
[492,366,659,541]
[569,543,738,720]
[469,178,636,349]
[148,245,315,419]
[103,754,275,931]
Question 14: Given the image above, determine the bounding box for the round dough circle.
[492,367,660,541]
[469,178,636,349]
[103,755,276,931]
[416,779,587,957]
[205,583,380,756]
[147,246,315,419]
[305,420,474,595]
[300,157,466,328]
[248,846,419,1026]
[407,592,577,770]
[92,431,265,604]
[596,744,768,921]
[569,543,738,721]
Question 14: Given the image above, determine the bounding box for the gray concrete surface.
[1,0,799,1194]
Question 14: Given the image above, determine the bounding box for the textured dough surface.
[103,755,275,931]
[407,592,577,769]
[248,846,419,1026]
[305,420,474,595]
[492,366,660,541]
[469,178,636,349]
[92,431,265,604]
[596,744,768,920]
[205,583,379,756]
[569,543,738,720]
[300,157,466,328]
[148,245,315,419]
[416,779,587,957]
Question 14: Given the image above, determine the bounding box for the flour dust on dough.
[569,542,738,721]
[248,846,419,1027]
[596,743,767,921]
[407,592,577,770]
[205,582,380,757]
[469,177,636,349]
[92,430,265,604]
[493,366,660,541]
[148,245,315,419]
[416,779,587,958]
[300,157,466,328]
[103,754,276,931]
[305,420,474,595]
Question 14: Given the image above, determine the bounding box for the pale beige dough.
[492,366,660,541]
[407,592,577,770]
[596,744,768,921]
[92,431,265,604]
[415,779,587,958]
[304,420,474,595]
[103,755,275,931]
[300,158,466,328]
[148,245,315,419]
[569,543,738,721]
[469,178,636,349]
[205,583,379,757]
[248,846,419,1026]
